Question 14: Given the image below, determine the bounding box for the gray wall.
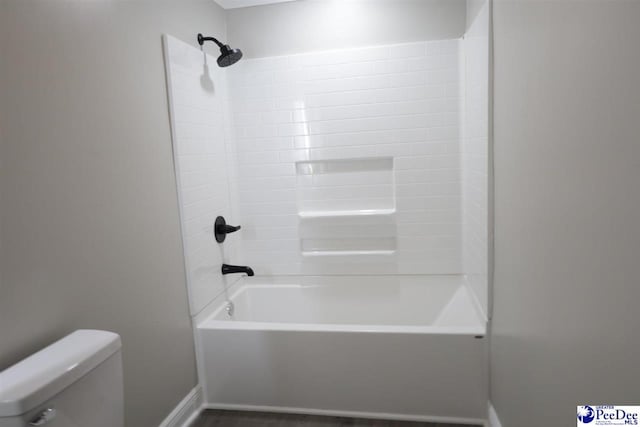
[491,1,640,426]
[0,1,226,426]
[466,0,486,31]
[227,0,467,58]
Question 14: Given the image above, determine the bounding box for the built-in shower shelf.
[300,236,397,257]
[302,250,397,257]
[296,157,397,258]
[298,208,396,219]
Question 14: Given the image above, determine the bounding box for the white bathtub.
[197,275,487,425]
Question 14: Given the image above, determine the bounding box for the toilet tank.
[0,330,123,427]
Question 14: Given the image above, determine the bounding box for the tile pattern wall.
[164,36,241,315]
[228,40,464,275]
[462,2,490,316]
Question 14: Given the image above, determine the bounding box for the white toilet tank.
[0,330,123,427]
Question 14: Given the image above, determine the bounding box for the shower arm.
[197,33,225,49]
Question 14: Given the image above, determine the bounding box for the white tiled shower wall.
[164,34,488,316]
[228,40,465,275]
[164,36,242,315]
[462,1,490,316]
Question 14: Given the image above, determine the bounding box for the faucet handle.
[214,216,241,243]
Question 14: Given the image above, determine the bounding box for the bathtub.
[197,275,487,425]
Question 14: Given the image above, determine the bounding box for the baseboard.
[158,386,203,427]
[204,402,483,425]
[488,402,503,427]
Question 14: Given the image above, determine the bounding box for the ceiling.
[214,0,297,9]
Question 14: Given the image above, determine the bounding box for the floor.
[190,410,476,427]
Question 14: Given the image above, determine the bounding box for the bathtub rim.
[197,278,486,336]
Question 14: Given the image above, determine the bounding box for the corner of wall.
[158,385,204,427]
[487,402,503,427]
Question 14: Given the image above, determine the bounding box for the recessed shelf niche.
[296,157,396,257]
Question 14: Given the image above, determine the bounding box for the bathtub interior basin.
[202,275,485,334]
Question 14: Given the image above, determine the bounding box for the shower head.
[197,33,243,68]
[217,45,243,67]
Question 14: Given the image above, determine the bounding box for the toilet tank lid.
[0,330,121,417]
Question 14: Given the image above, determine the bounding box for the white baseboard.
[158,386,203,427]
[204,402,483,425]
[488,402,503,427]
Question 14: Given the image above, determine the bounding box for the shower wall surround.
[164,35,241,315]
[228,40,464,275]
[462,1,490,315]
[164,34,489,318]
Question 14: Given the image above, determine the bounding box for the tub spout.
[221,264,254,277]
